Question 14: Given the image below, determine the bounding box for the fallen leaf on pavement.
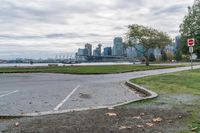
[119,126,132,130]
[153,117,163,122]
[136,125,144,128]
[146,123,154,127]
[133,116,142,119]
[140,113,145,116]
[119,126,126,130]
[178,115,182,119]
[106,112,117,117]
[14,122,20,127]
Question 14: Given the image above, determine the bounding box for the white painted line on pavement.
[0,90,19,98]
[0,91,10,94]
[54,85,80,111]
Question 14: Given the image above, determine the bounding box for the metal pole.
[191,52,193,70]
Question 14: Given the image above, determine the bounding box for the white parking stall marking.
[0,90,19,98]
[54,85,80,111]
[0,91,10,94]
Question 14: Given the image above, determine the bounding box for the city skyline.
[0,0,193,59]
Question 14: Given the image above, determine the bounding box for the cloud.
[153,5,186,16]
[0,0,194,59]
[0,33,113,40]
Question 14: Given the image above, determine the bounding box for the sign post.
[187,38,195,70]
[189,47,193,70]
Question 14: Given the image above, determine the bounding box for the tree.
[166,51,174,62]
[175,50,182,61]
[127,24,171,66]
[149,53,156,62]
[179,0,200,58]
[161,51,168,62]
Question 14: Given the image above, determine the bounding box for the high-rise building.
[164,43,176,54]
[98,44,102,55]
[153,47,162,59]
[93,44,102,57]
[175,35,181,49]
[85,43,92,56]
[103,47,112,56]
[126,46,137,58]
[93,49,100,56]
[113,37,124,56]
[77,48,88,56]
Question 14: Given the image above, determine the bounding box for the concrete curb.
[0,81,158,117]
[125,81,158,100]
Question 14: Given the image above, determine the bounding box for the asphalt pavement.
[0,65,200,116]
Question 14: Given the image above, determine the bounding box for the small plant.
[149,53,156,62]
[175,50,183,61]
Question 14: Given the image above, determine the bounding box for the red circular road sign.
[187,39,195,47]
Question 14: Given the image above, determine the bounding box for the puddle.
[79,93,92,99]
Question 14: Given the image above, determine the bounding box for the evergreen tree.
[180,0,200,58]
[175,50,183,61]
[161,51,168,61]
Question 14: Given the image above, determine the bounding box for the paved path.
[0,65,200,116]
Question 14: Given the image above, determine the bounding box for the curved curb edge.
[125,81,158,100]
[0,81,158,117]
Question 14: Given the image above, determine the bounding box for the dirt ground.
[1,87,199,133]
[0,105,189,133]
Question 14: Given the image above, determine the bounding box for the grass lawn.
[130,69,200,133]
[0,65,181,74]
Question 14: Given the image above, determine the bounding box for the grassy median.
[0,65,181,74]
[130,69,200,133]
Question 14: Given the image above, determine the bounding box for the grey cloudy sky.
[0,0,193,59]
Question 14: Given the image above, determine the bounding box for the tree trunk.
[145,56,150,66]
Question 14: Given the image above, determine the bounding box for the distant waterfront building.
[126,37,144,58]
[85,43,92,56]
[113,37,124,56]
[93,44,102,57]
[153,47,162,59]
[135,44,145,57]
[175,35,181,50]
[93,49,100,56]
[98,44,102,55]
[126,46,137,58]
[148,48,162,60]
[0,59,5,63]
[93,49,97,56]
[77,48,88,56]
[76,48,88,62]
[164,43,176,54]
[103,47,112,56]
